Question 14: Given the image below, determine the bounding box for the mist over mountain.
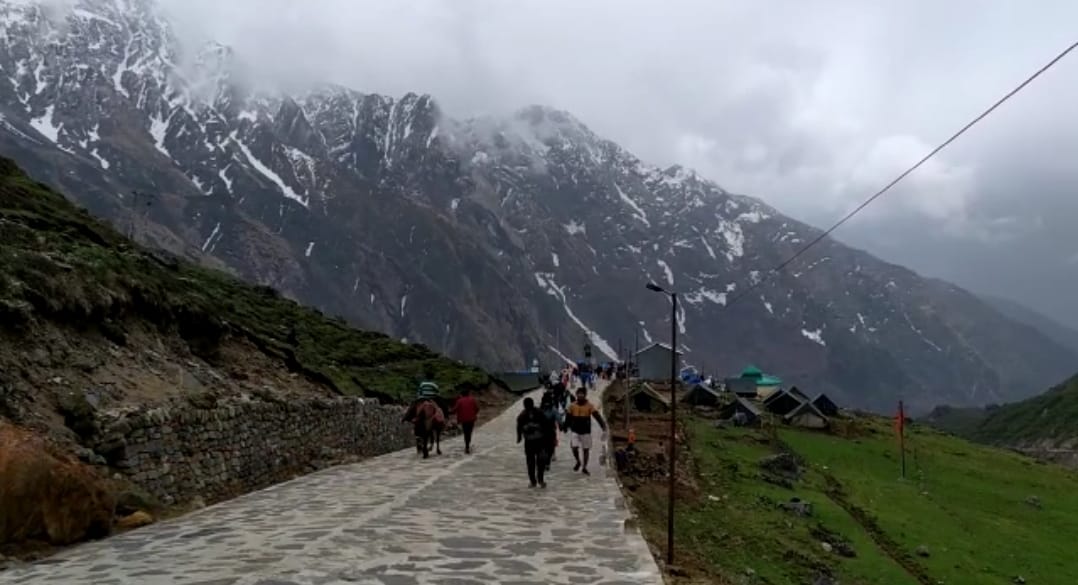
[1,0,1075,412]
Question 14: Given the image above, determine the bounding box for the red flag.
[894,400,906,436]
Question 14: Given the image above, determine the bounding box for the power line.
[726,40,1078,309]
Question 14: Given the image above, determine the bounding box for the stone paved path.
[2,387,663,585]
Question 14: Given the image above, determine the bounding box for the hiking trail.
[1,385,663,585]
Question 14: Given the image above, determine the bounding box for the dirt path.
[820,472,936,585]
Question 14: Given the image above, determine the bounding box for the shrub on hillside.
[0,424,115,545]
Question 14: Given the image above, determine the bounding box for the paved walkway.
[2,388,663,585]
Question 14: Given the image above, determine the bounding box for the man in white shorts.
[565,387,607,475]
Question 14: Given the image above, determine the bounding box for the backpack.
[522,413,545,442]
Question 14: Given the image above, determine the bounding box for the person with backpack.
[516,397,555,488]
[452,386,480,454]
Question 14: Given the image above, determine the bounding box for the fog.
[160,0,1078,328]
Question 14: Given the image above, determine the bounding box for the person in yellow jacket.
[565,387,607,475]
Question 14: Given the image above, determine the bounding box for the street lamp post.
[646,281,678,568]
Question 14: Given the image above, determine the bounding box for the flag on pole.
[894,401,906,437]
[895,400,907,478]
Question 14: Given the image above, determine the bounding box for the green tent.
[740,365,763,379]
[740,365,781,386]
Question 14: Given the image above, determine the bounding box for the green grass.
[927,373,1078,447]
[0,157,488,401]
[660,416,1078,584]
[968,373,1078,444]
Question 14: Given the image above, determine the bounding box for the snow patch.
[233,133,309,207]
[657,259,674,286]
[149,110,172,157]
[29,105,61,143]
[737,210,767,224]
[201,222,222,252]
[552,253,560,268]
[450,198,460,211]
[715,218,745,261]
[547,345,575,366]
[283,146,317,192]
[614,182,650,226]
[90,149,110,169]
[564,220,586,236]
[685,289,727,306]
[218,164,233,194]
[305,241,315,257]
[699,236,716,260]
[190,175,210,195]
[534,273,617,360]
[400,295,408,318]
[801,328,826,347]
[638,321,653,344]
[762,299,774,315]
[903,311,943,352]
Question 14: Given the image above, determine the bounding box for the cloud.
[146,0,1078,324]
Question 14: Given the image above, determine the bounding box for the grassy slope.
[0,157,488,401]
[667,416,1078,584]
[928,373,1078,446]
[967,373,1078,444]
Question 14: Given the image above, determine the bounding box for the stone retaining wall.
[91,396,416,506]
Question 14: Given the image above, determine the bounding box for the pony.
[405,398,446,458]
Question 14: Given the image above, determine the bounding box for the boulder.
[778,497,813,517]
[915,544,930,557]
[1024,495,1042,509]
[759,453,801,480]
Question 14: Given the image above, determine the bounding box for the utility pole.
[667,291,678,567]
[646,281,679,567]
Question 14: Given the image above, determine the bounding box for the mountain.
[982,295,1078,355]
[2,0,1076,412]
[0,154,490,426]
[927,373,1078,468]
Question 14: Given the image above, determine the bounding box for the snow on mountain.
[2,0,1076,411]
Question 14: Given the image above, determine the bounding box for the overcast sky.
[162,0,1078,328]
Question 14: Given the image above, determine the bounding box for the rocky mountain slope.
[982,295,1078,355]
[1,0,1075,412]
[0,154,488,429]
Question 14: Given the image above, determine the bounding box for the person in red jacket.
[452,386,480,454]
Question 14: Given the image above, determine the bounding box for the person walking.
[452,386,480,454]
[539,392,559,469]
[565,387,607,475]
[516,397,554,488]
